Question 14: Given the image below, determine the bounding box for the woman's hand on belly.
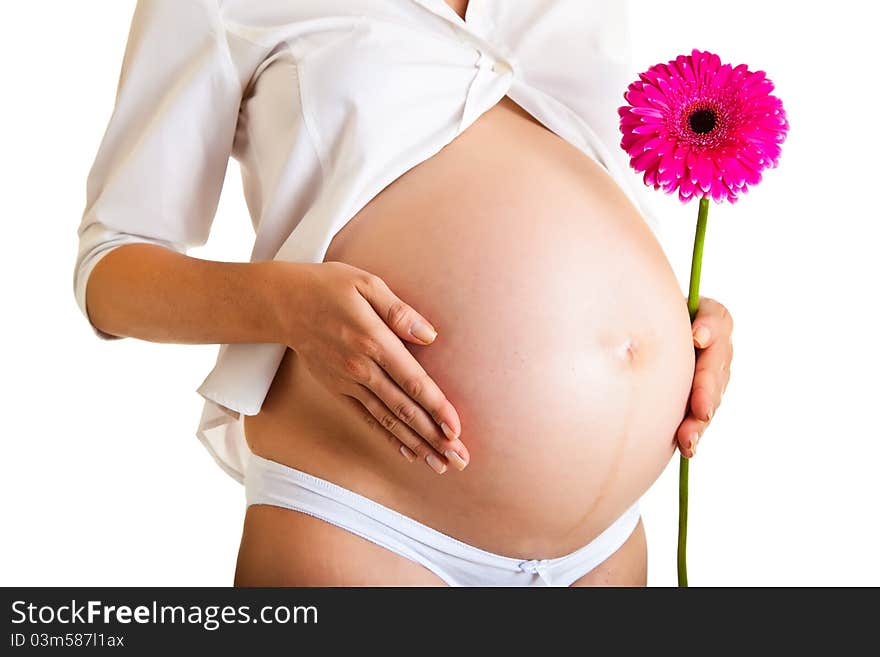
[677,296,735,457]
[268,260,469,474]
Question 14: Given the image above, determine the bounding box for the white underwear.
[244,453,641,587]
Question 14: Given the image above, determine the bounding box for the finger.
[336,327,465,467]
[356,274,440,346]
[353,272,464,447]
[676,416,708,458]
[691,297,734,349]
[691,335,732,422]
[361,354,469,470]
[345,386,452,474]
[340,393,419,465]
[366,317,463,441]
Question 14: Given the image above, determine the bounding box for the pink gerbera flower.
[618,49,789,203]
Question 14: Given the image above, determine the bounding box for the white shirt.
[73,0,661,483]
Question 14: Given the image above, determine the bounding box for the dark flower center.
[689,109,717,134]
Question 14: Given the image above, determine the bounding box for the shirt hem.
[195,419,246,484]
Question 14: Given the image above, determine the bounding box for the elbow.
[73,241,127,341]
[72,222,188,341]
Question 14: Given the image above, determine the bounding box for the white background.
[1,1,877,586]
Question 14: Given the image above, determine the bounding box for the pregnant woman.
[74,0,734,586]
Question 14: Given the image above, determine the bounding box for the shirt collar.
[409,0,491,38]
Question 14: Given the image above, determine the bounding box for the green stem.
[679,195,710,588]
[688,197,710,321]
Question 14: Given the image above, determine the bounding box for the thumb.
[358,275,438,345]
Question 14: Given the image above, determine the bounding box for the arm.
[86,242,470,473]
[74,0,267,343]
[84,243,289,345]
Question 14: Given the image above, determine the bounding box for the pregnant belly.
[244,96,695,558]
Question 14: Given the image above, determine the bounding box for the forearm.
[84,243,289,344]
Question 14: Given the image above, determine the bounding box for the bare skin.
[446,0,469,21]
[235,89,683,583]
[85,0,734,587]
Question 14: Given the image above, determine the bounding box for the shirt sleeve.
[73,0,242,340]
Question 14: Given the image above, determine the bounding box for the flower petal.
[694,157,714,192]
[679,175,696,199]
[630,106,665,119]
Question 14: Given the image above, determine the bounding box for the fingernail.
[441,421,460,440]
[444,449,468,471]
[399,445,417,462]
[690,433,700,457]
[706,405,714,421]
[410,320,437,343]
[426,453,447,474]
[694,325,710,348]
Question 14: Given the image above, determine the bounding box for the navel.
[616,337,639,365]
